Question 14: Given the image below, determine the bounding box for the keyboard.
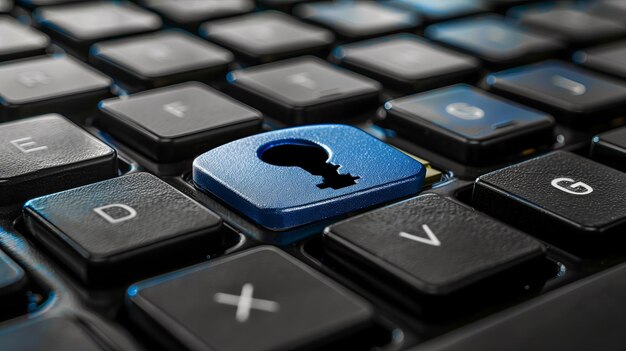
[1,0,626,350]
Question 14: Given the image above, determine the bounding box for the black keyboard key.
[0,248,25,298]
[127,246,373,351]
[0,114,116,205]
[227,56,380,124]
[485,61,626,125]
[380,84,554,164]
[591,126,626,173]
[575,40,626,80]
[473,151,626,252]
[514,5,626,48]
[143,0,254,30]
[24,172,223,284]
[325,194,545,296]
[0,0,11,12]
[591,0,626,23]
[332,34,479,92]
[200,11,334,64]
[0,55,111,120]
[388,0,489,23]
[425,15,563,69]
[34,2,161,58]
[98,82,262,162]
[90,31,233,90]
[0,16,49,62]
[294,1,420,40]
[0,317,108,351]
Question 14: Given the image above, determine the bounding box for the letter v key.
[399,224,441,247]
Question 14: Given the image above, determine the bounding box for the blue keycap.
[425,15,563,68]
[193,124,426,230]
[380,84,554,164]
[485,61,626,124]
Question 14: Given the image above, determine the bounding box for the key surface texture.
[127,246,373,351]
[0,114,116,205]
[24,172,222,283]
[325,194,545,295]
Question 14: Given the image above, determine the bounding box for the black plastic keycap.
[98,82,262,162]
[473,151,626,251]
[227,56,380,124]
[0,114,117,205]
[333,34,480,92]
[0,248,25,298]
[91,31,233,90]
[387,0,488,23]
[143,0,254,30]
[127,246,373,351]
[0,317,108,351]
[201,11,334,64]
[0,0,11,12]
[380,84,555,164]
[35,1,162,58]
[325,194,545,296]
[575,40,626,80]
[24,172,223,284]
[515,5,626,48]
[0,16,49,62]
[425,15,563,69]
[0,55,112,120]
[295,1,420,40]
[485,61,626,125]
[591,126,626,173]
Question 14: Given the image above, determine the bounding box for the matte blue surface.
[193,124,425,230]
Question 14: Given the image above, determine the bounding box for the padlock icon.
[193,124,426,230]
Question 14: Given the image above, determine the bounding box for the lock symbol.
[193,124,426,230]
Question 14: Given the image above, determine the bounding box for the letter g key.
[550,177,593,195]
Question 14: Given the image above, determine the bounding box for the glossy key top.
[24,172,223,283]
[200,11,334,64]
[515,5,626,48]
[0,55,111,120]
[193,124,426,230]
[575,40,626,80]
[0,16,49,62]
[227,56,381,124]
[380,84,555,164]
[425,15,563,69]
[332,34,480,92]
[294,1,420,40]
[91,30,233,91]
[485,61,626,125]
[98,82,262,162]
[0,114,117,205]
[143,0,254,30]
[127,246,373,351]
[473,151,626,253]
[35,1,162,58]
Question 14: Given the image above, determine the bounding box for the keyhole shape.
[259,139,359,190]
